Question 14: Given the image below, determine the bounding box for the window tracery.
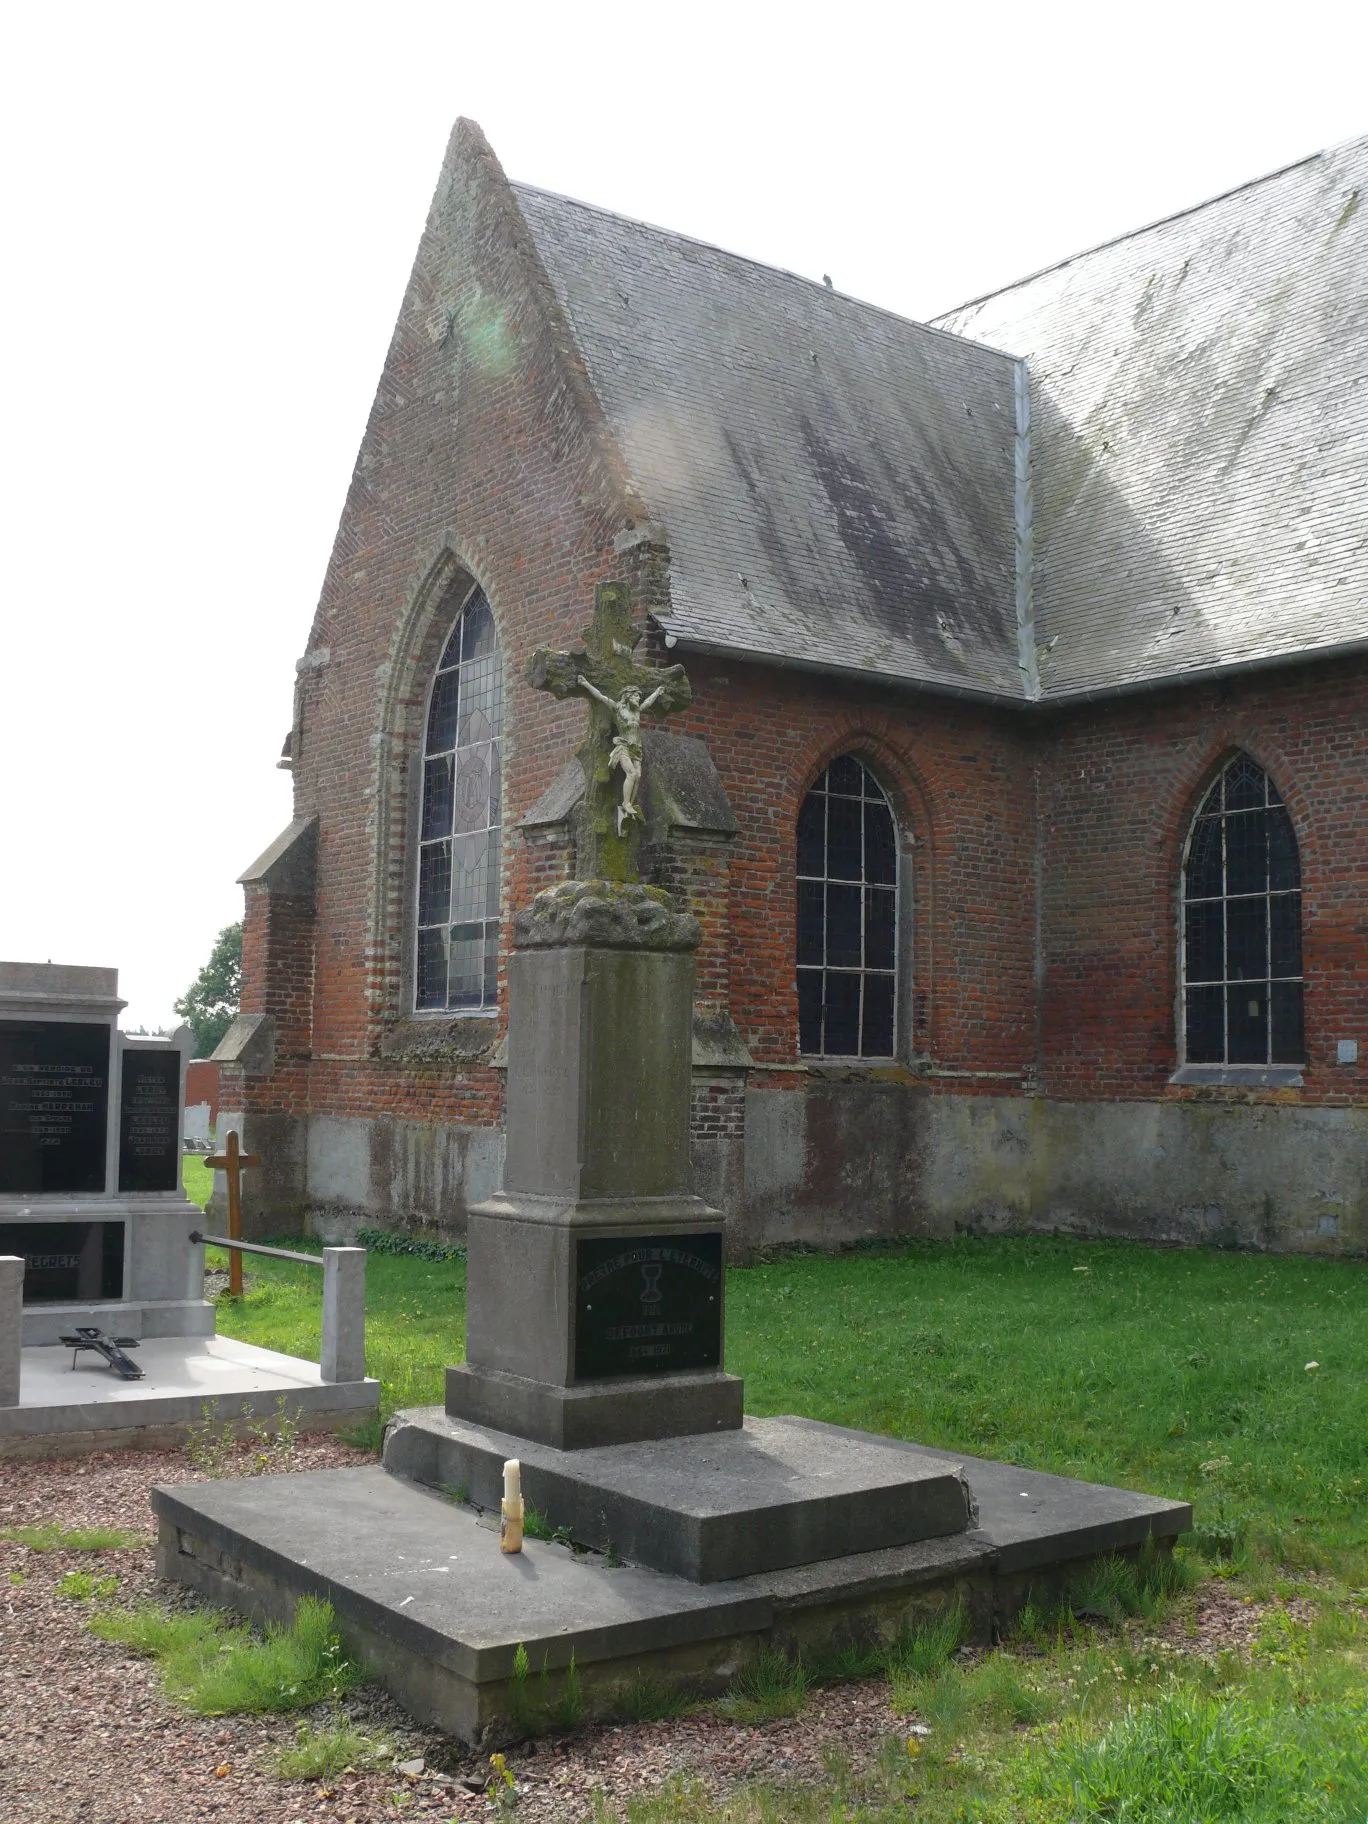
[1181,753,1303,1065]
[415,587,503,1013]
[796,755,898,1058]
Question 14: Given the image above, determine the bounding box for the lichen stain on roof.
[513,182,1022,698]
[936,133,1368,699]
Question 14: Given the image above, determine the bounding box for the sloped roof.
[514,184,1026,700]
[936,136,1368,700]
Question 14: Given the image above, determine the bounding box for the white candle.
[503,1458,521,1505]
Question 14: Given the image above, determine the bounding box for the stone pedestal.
[447,882,743,1449]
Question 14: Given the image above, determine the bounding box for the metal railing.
[192,1231,369,1385]
[190,1231,324,1267]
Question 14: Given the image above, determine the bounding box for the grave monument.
[0,960,211,1345]
[155,587,1189,1744]
[1,959,381,1450]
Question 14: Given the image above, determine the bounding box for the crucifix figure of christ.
[575,672,666,835]
[527,581,691,881]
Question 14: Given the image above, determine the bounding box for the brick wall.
[234,120,1368,1248]
[1038,652,1368,1104]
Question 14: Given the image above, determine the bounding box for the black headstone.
[0,1021,110,1195]
[0,1219,125,1302]
[118,1049,182,1192]
[574,1232,724,1380]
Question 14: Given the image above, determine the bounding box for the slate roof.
[514,184,1026,700]
[512,135,1368,704]
[936,136,1368,700]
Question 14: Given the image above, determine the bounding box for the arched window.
[415,587,503,1012]
[796,755,898,1057]
[1182,753,1302,1064]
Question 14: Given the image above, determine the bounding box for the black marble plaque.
[0,1021,110,1194]
[118,1049,182,1192]
[574,1232,723,1381]
[0,1220,125,1303]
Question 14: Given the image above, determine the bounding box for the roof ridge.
[510,180,1019,364]
[932,130,1368,321]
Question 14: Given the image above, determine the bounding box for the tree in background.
[175,922,242,1058]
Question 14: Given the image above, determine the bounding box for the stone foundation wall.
[228,1088,1368,1257]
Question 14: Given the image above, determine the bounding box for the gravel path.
[0,1443,910,1823]
[2,1444,1297,1823]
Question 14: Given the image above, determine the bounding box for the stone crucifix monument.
[158,584,1189,1742]
[445,582,743,1448]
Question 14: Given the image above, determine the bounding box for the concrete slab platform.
[154,1428,1190,1746]
[385,1409,975,1581]
[154,1464,991,1744]
[0,1336,380,1458]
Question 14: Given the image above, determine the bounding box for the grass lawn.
[182,1151,213,1210]
[193,1163,1367,1818]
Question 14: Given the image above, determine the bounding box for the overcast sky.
[2,0,1364,1031]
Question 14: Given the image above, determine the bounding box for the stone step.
[384,1409,978,1582]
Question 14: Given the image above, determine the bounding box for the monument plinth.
[447,881,744,1448]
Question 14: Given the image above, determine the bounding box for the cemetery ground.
[0,1167,1360,1821]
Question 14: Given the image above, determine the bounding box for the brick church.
[218,120,1368,1257]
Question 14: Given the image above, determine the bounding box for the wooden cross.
[205,1128,260,1298]
[527,582,691,881]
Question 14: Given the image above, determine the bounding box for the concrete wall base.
[237,1091,1368,1258]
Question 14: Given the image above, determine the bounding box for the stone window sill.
[381,1015,502,1065]
[1169,1065,1304,1089]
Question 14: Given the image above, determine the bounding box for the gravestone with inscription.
[0,961,212,1345]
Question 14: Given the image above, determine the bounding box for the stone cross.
[206,1128,260,1298]
[528,582,691,881]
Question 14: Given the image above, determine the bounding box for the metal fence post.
[320,1247,367,1384]
[1,1257,24,1406]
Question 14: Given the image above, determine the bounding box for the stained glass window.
[1182,754,1303,1065]
[415,588,503,1012]
[797,756,898,1057]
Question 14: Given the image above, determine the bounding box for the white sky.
[2,0,1364,1031]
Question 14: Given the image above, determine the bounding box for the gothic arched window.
[1182,753,1303,1064]
[797,755,898,1057]
[415,587,503,1012]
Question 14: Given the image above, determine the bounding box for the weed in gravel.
[611,1669,695,1724]
[57,1569,120,1601]
[1066,1544,1189,1627]
[338,1410,387,1454]
[506,1642,584,1734]
[271,1713,389,1780]
[1,1523,145,1551]
[523,1504,552,1540]
[718,1648,807,1724]
[803,1636,886,1684]
[245,1394,301,1471]
[886,1602,966,1684]
[486,1750,519,1816]
[183,1402,237,1477]
[183,1395,302,1478]
[91,1593,362,1714]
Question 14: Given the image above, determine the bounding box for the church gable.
[286,120,659,1052]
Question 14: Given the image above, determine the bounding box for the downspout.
[1014,360,1045,1097]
